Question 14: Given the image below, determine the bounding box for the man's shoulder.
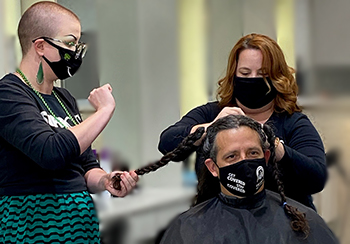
[176,197,218,221]
[266,190,315,214]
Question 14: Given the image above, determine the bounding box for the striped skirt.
[0,191,100,243]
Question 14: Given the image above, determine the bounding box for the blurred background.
[1,0,350,243]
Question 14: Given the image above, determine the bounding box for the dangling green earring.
[36,62,44,85]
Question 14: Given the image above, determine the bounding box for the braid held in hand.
[263,123,310,238]
[111,127,205,190]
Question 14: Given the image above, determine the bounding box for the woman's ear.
[33,39,45,56]
[264,149,271,165]
[205,158,219,177]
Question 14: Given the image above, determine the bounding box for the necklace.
[16,68,78,129]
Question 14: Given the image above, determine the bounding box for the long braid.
[193,165,220,206]
[263,123,310,238]
[111,127,205,190]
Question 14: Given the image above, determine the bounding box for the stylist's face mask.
[232,76,277,109]
[217,157,266,197]
[41,37,86,80]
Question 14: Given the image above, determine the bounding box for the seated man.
[160,115,338,244]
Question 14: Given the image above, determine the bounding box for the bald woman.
[0,2,137,243]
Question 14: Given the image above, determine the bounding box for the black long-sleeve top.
[0,74,100,196]
[158,102,327,209]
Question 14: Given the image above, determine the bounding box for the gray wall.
[206,0,243,100]
[96,0,182,187]
[309,0,350,95]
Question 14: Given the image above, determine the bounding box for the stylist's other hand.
[190,107,245,146]
[88,84,115,112]
[106,171,138,197]
[214,107,245,122]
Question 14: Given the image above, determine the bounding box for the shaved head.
[18,1,80,56]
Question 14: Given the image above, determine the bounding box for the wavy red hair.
[217,33,301,114]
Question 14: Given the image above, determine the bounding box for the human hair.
[197,115,310,238]
[111,127,206,189]
[18,1,80,56]
[217,33,301,114]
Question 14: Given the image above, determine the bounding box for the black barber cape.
[160,190,338,244]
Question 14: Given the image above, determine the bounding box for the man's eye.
[249,151,260,156]
[227,154,236,159]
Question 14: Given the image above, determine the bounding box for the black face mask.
[232,76,277,109]
[42,41,83,80]
[218,158,266,197]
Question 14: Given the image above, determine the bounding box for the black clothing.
[160,190,339,244]
[158,102,327,209]
[0,73,100,196]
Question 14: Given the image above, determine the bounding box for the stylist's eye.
[239,72,249,76]
[64,41,75,47]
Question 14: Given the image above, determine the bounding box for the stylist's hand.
[105,171,138,197]
[190,107,245,146]
[213,106,245,122]
[88,84,115,112]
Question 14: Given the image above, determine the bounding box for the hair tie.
[282,202,287,208]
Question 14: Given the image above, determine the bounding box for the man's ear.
[33,39,45,56]
[264,149,271,165]
[205,158,218,177]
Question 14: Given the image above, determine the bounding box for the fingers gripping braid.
[111,127,205,190]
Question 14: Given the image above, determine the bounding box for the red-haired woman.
[158,33,326,210]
